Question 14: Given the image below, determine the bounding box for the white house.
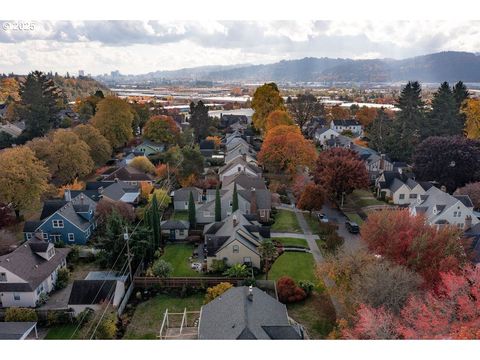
[314,127,340,146]
[218,157,262,182]
[409,186,480,229]
[0,236,70,308]
[330,119,363,136]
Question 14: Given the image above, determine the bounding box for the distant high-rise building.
[111,70,120,78]
[78,70,85,77]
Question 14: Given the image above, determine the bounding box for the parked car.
[345,220,360,234]
[316,212,329,223]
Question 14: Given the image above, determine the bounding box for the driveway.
[320,203,366,253]
[39,283,72,310]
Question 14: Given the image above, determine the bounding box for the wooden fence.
[133,277,246,289]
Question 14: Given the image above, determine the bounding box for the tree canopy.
[73,124,112,166]
[251,83,285,132]
[143,115,180,146]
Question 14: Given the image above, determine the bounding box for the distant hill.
[104,51,480,84]
[52,75,110,101]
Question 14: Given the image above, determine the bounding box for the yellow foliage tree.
[129,156,156,175]
[206,136,222,149]
[179,173,197,188]
[149,188,171,209]
[265,110,294,132]
[204,282,233,304]
[251,83,285,132]
[462,98,480,140]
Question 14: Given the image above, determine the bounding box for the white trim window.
[233,245,239,253]
[0,272,6,282]
[13,293,21,301]
[52,219,64,228]
[68,233,75,242]
[51,234,61,241]
[26,233,33,240]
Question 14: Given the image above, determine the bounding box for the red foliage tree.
[292,172,312,199]
[297,183,325,213]
[360,209,465,286]
[277,276,307,303]
[258,125,317,178]
[345,267,480,339]
[313,147,369,200]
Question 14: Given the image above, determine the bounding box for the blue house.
[23,193,97,245]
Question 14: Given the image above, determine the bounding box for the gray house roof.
[68,280,117,305]
[199,286,302,340]
[0,239,70,292]
[161,219,189,230]
[0,322,37,340]
[222,173,267,190]
[219,157,262,177]
[238,189,272,210]
[173,187,202,202]
[103,165,155,182]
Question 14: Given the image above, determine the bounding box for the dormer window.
[47,247,55,259]
[52,220,64,228]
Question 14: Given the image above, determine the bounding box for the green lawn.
[45,324,79,340]
[287,291,337,339]
[345,189,385,208]
[271,209,302,233]
[304,213,320,233]
[273,237,308,248]
[262,252,317,283]
[123,293,204,339]
[344,212,364,225]
[161,244,200,277]
[172,211,189,221]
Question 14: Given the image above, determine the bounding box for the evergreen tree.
[146,195,163,250]
[366,107,391,153]
[387,81,425,161]
[189,100,211,142]
[232,183,239,212]
[18,71,62,140]
[427,82,460,137]
[215,186,221,222]
[188,191,196,228]
[453,81,470,130]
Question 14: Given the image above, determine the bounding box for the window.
[48,248,55,258]
[457,223,464,228]
[14,293,21,301]
[399,194,405,200]
[52,219,64,228]
[42,233,48,240]
[26,233,33,240]
[36,284,44,295]
[86,228,91,237]
[179,229,185,236]
[185,201,188,207]
[243,257,251,264]
[0,272,6,282]
[68,233,75,242]
[51,234,61,241]
[203,211,212,217]
[458,211,462,218]
[233,245,239,253]
[409,194,417,199]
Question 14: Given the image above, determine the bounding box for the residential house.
[0,236,70,307]
[117,151,147,167]
[195,187,271,224]
[203,211,270,269]
[375,169,416,200]
[172,187,203,211]
[218,157,262,182]
[409,186,480,229]
[330,119,363,136]
[68,275,126,315]
[363,153,394,182]
[198,286,303,340]
[0,121,25,138]
[133,140,165,156]
[71,181,141,204]
[314,127,339,146]
[219,114,248,129]
[23,193,97,245]
[0,322,38,340]
[102,165,155,185]
[222,173,267,191]
[160,220,190,241]
[384,177,433,205]
[225,141,257,164]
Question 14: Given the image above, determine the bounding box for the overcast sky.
[1,20,480,75]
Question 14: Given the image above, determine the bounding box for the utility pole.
[124,227,133,283]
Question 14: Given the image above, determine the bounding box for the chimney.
[247,285,253,302]
[98,186,104,194]
[440,185,447,192]
[465,216,473,231]
[64,189,71,202]
[380,154,385,171]
[250,187,257,215]
[232,215,238,227]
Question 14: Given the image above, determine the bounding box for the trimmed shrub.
[151,259,173,278]
[5,308,38,322]
[277,276,307,304]
[55,268,70,290]
[209,259,227,274]
[298,280,315,296]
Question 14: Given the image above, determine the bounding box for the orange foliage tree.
[297,183,325,213]
[57,178,85,198]
[206,136,222,149]
[265,110,294,132]
[143,115,180,146]
[329,105,351,120]
[258,125,317,178]
[355,106,378,127]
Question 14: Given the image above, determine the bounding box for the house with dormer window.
[23,193,97,245]
[0,236,70,307]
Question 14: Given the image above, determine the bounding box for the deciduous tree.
[355,106,377,127]
[462,98,480,140]
[287,93,324,135]
[27,129,94,185]
[265,110,294,132]
[0,146,50,219]
[361,209,466,285]
[455,182,480,210]
[313,147,369,201]
[143,115,180,146]
[297,183,325,213]
[73,124,112,166]
[129,156,156,175]
[258,125,317,178]
[251,83,285,132]
[91,96,134,148]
